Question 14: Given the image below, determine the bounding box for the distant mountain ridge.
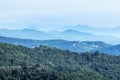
[99,45,120,55]
[0,36,120,55]
[0,28,120,44]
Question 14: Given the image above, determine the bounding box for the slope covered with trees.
[1,36,120,55]
[0,43,120,80]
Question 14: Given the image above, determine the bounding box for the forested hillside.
[0,43,120,80]
[1,36,120,55]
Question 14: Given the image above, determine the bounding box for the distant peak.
[113,26,120,29]
[64,29,79,32]
[21,28,44,32]
[75,24,88,27]
[22,28,36,31]
[75,24,92,28]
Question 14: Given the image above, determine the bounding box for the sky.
[0,0,120,30]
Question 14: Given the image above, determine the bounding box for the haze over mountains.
[0,36,120,55]
[1,0,120,79]
[0,25,120,55]
[0,25,120,44]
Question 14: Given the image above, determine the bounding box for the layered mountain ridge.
[0,26,120,44]
[0,36,120,55]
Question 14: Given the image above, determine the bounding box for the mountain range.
[0,25,120,44]
[0,36,120,55]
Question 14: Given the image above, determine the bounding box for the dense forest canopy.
[0,42,120,80]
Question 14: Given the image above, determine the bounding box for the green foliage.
[0,43,120,80]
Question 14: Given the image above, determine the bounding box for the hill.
[1,36,120,55]
[99,45,120,55]
[0,42,120,80]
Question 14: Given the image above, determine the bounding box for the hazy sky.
[0,0,120,30]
